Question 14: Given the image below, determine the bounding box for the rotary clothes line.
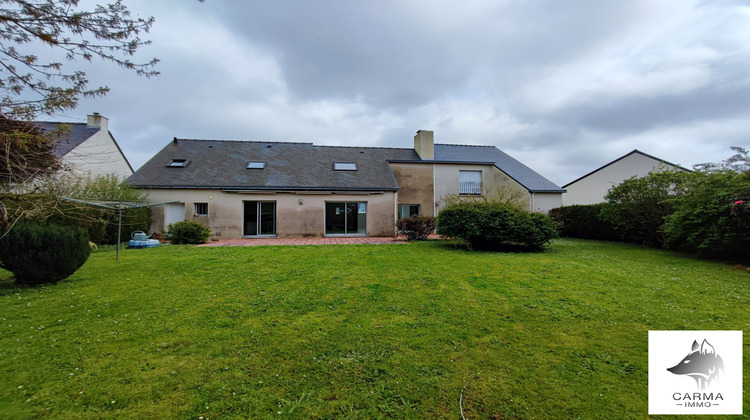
[61,197,177,260]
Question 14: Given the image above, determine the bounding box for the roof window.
[333,162,357,171]
[247,161,266,169]
[167,159,188,167]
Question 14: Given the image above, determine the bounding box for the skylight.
[167,159,188,167]
[247,161,266,169]
[334,162,357,171]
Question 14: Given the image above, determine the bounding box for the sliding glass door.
[325,202,366,235]
[243,201,276,236]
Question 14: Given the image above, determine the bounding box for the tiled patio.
[197,236,408,247]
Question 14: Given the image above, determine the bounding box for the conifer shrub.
[0,222,91,285]
[437,203,557,251]
[166,221,212,244]
[397,215,437,240]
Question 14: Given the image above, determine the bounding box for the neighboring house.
[562,149,690,206]
[128,130,565,238]
[36,113,134,179]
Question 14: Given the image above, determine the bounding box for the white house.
[562,149,690,206]
[37,113,133,179]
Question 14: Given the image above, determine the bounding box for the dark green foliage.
[396,215,437,240]
[166,221,212,244]
[437,203,557,251]
[664,171,750,259]
[549,203,620,240]
[0,222,91,285]
[599,171,689,247]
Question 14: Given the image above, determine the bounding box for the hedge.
[437,203,556,251]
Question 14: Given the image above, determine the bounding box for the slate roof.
[35,122,100,158]
[128,138,565,193]
[128,139,419,191]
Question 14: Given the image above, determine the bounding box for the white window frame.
[459,170,482,196]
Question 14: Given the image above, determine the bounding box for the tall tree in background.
[0,0,158,119]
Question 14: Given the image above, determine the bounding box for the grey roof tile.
[128,138,564,193]
[128,139,417,191]
[34,122,99,158]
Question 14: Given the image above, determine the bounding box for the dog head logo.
[667,339,724,390]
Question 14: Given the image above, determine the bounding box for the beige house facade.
[562,150,690,206]
[129,130,565,239]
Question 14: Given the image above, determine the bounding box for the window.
[194,203,208,216]
[247,161,265,169]
[167,159,188,167]
[243,201,276,236]
[398,204,420,219]
[325,202,366,235]
[459,170,482,195]
[333,162,357,171]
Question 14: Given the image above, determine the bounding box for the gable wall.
[563,153,686,206]
[63,130,132,179]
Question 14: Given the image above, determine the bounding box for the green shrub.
[548,204,619,240]
[664,170,750,259]
[599,171,689,247]
[0,222,91,285]
[437,203,557,251]
[397,215,437,240]
[166,221,212,244]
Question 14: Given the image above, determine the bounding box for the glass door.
[244,201,276,236]
[325,202,366,235]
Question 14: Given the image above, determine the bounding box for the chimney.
[87,112,108,131]
[414,130,434,160]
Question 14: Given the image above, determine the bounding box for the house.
[36,113,134,179]
[128,130,565,238]
[562,149,691,206]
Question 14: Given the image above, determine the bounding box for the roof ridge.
[174,138,313,145]
[35,121,88,126]
[314,144,414,151]
[436,143,496,148]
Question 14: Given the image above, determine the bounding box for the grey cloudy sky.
[55,0,750,186]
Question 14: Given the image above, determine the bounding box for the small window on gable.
[168,159,188,167]
[247,161,266,169]
[194,203,208,216]
[334,162,357,171]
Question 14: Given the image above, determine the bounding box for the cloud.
[61,0,750,185]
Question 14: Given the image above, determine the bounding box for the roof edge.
[562,149,692,188]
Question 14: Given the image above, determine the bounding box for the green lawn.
[0,239,747,419]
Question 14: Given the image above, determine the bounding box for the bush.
[437,203,557,251]
[664,170,750,259]
[548,204,619,240]
[166,221,212,244]
[397,215,437,240]
[0,222,91,285]
[599,171,689,247]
